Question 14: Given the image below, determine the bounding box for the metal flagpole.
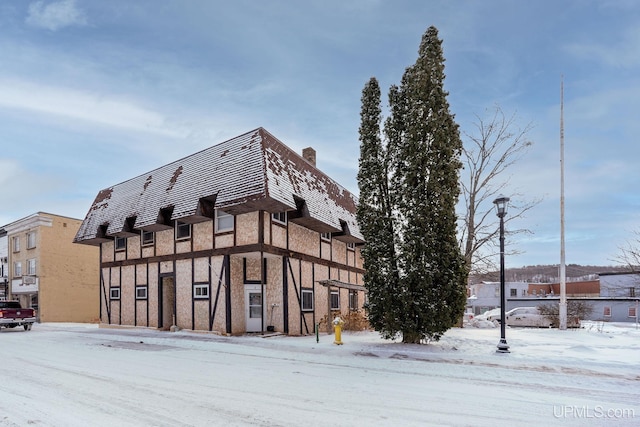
[559,76,567,330]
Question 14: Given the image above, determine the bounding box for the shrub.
[537,301,593,328]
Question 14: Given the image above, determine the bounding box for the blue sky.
[1,0,638,268]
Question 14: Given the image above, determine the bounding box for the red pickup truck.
[0,301,36,331]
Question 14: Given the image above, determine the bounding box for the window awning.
[317,279,367,292]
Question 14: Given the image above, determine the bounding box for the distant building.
[3,212,100,322]
[0,228,7,300]
[596,272,639,322]
[467,275,639,323]
[467,281,526,315]
[74,128,365,335]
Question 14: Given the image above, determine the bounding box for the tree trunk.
[402,330,423,344]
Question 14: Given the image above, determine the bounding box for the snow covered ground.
[0,321,638,427]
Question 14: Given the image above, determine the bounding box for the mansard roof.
[74,128,363,245]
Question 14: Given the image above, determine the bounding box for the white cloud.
[26,0,87,31]
[564,26,640,68]
[0,78,184,138]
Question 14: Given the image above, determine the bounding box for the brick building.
[4,212,99,322]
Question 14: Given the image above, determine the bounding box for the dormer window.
[272,211,287,225]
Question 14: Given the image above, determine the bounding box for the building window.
[330,290,340,310]
[215,210,234,233]
[521,289,527,297]
[13,261,22,277]
[630,287,636,298]
[175,221,191,240]
[301,288,313,311]
[320,232,331,242]
[347,242,355,251]
[12,236,20,252]
[115,236,126,251]
[194,283,209,299]
[272,211,287,225]
[27,259,36,276]
[110,287,121,300]
[349,290,358,310]
[510,288,517,297]
[629,306,637,318]
[27,232,36,249]
[603,306,611,317]
[136,286,148,300]
[141,230,154,246]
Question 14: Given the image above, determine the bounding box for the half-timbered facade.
[74,128,365,335]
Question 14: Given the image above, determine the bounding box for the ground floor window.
[349,290,358,310]
[629,306,637,318]
[110,287,121,300]
[136,286,148,300]
[301,288,313,311]
[194,283,209,299]
[603,306,611,317]
[330,290,340,310]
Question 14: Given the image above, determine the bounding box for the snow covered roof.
[74,128,363,245]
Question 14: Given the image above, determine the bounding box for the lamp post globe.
[493,195,510,353]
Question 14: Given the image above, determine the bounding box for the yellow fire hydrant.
[333,316,344,345]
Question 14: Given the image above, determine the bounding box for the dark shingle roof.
[74,128,362,245]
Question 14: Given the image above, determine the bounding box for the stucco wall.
[96,209,364,335]
[193,221,213,251]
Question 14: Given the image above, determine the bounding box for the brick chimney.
[302,147,316,167]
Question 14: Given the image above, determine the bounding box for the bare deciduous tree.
[615,230,640,271]
[459,105,542,277]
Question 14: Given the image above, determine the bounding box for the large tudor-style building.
[74,128,365,335]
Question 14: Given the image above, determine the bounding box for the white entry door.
[245,285,265,332]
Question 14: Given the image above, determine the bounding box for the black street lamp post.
[494,195,510,353]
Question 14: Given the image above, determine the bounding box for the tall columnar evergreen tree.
[356,78,401,339]
[357,26,468,343]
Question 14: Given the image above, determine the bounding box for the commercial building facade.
[4,212,99,322]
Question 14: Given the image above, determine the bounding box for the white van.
[504,307,552,327]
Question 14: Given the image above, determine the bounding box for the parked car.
[504,307,553,327]
[482,306,581,328]
[0,300,36,331]
[481,308,502,322]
